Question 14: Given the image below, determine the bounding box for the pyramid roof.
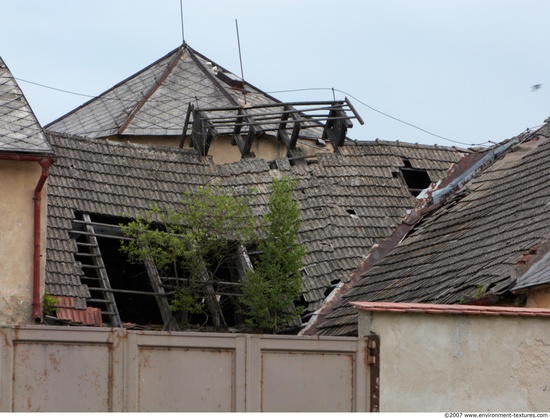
[46,44,286,138]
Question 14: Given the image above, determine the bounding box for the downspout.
[0,154,54,322]
[32,157,53,322]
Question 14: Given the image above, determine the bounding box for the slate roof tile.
[0,57,52,154]
[46,44,298,140]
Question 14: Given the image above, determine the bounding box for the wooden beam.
[191,110,218,156]
[323,107,350,148]
[143,258,180,331]
[232,108,256,158]
[179,103,193,148]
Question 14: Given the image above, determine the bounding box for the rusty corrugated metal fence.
[0,326,373,412]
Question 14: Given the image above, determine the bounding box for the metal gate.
[0,326,377,412]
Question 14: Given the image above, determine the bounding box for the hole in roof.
[346,209,357,215]
[399,160,432,197]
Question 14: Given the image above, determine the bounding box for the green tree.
[241,176,305,332]
[120,185,257,328]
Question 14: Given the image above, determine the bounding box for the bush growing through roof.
[241,176,305,332]
[120,185,257,328]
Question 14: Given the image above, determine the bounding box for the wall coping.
[351,301,550,317]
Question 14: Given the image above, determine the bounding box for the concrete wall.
[0,326,369,412]
[358,311,550,412]
[0,160,46,325]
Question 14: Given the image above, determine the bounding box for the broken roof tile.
[316,129,550,336]
[45,132,465,325]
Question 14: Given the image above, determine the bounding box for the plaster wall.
[0,160,46,324]
[112,134,332,165]
[526,287,550,309]
[361,311,550,412]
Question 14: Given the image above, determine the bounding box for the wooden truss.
[180,99,364,158]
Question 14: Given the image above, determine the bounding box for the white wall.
[359,310,550,412]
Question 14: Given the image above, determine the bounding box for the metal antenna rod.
[235,19,247,104]
[180,0,185,44]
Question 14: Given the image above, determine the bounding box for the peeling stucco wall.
[361,311,550,412]
[0,160,46,324]
[111,134,333,165]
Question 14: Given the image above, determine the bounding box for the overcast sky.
[1,0,549,147]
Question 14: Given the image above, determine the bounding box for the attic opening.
[71,213,165,329]
[68,212,258,330]
[399,159,432,197]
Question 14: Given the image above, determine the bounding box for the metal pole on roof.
[179,0,185,44]
[235,19,247,104]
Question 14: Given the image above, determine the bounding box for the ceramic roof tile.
[45,133,464,324]
[317,130,550,336]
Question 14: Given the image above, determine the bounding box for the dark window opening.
[71,212,258,331]
[399,159,432,197]
[97,235,164,326]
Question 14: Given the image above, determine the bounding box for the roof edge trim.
[352,301,550,317]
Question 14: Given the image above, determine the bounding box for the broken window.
[398,159,432,197]
[69,212,254,331]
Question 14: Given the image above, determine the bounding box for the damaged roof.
[315,123,550,336]
[0,56,52,154]
[45,43,296,139]
[45,132,465,322]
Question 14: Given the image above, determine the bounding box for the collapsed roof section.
[313,122,550,336]
[0,56,52,155]
[184,99,363,159]
[45,132,466,328]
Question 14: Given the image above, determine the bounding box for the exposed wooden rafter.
[181,99,364,159]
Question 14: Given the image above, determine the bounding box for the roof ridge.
[186,45,240,106]
[47,130,203,159]
[370,138,466,151]
[117,47,185,134]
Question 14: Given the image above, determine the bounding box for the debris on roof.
[511,239,550,292]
